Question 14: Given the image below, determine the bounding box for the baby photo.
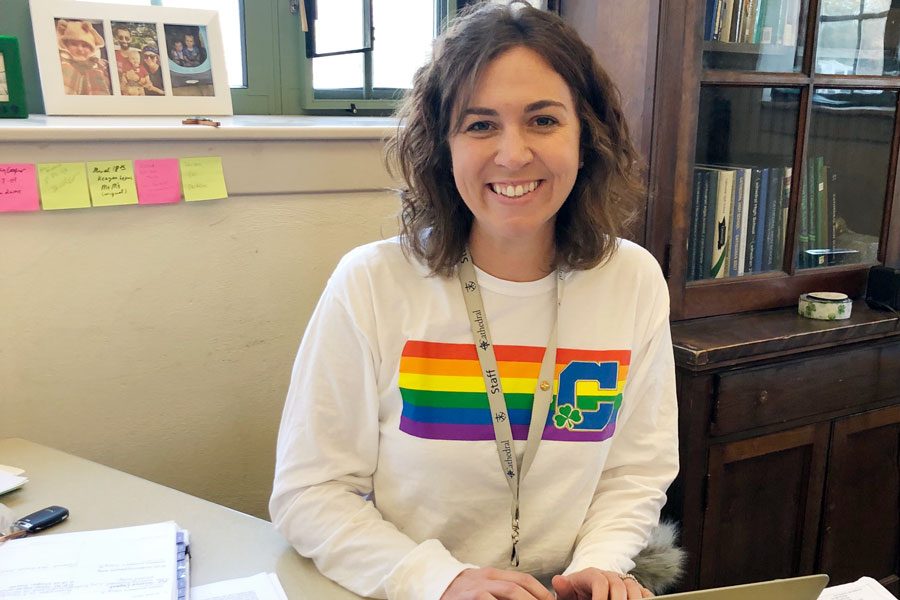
[54,18,112,96]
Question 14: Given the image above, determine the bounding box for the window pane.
[797,89,896,270]
[702,0,807,72]
[372,0,434,90]
[816,0,899,76]
[689,87,801,281]
[76,0,246,87]
[312,0,365,55]
[313,53,364,91]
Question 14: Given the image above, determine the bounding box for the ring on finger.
[621,573,639,583]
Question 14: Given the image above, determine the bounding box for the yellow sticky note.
[180,156,228,202]
[87,160,139,207]
[37,163,91,210]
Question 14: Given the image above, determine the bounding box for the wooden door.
[818,404,900,596]
[700,424,830,588]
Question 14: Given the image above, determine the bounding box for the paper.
[0,521,179,599]
[818,577,896,600]
[192,573,288,600]
[37,162,91,210]
[0,163,40,212]
[0,470,28,496]
[135,159,182,205]
[180,156,228,202]
[87,160,139,207]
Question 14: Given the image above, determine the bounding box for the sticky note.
[180,156,228,202]
[135,159,181,205]
[87,160,139,207]
[0,164,40,212]
[37,163,91,210]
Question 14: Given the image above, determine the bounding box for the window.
[301,0,451,111]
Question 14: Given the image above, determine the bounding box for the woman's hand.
[441,567,556,600]
[552,569,653,599]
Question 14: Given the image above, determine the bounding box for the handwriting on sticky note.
[87,160,139,207]
[135,159,181,205]
[0,164,40,212]
[180,157,228,202]
[37,163,91,210]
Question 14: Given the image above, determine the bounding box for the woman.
[270,3,678,600]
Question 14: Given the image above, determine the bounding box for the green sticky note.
[180,156,228,202]
[37,162,91,210]
[86,160,139,207]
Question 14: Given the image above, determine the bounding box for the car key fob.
[13,505,69,533]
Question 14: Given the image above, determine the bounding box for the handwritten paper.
[135,158,181,205]
[180,156,228,202]
[37,162,91,210]
[0,164,40,212]
[87,160,139,207]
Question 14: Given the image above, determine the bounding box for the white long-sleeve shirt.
[270,237,678,600]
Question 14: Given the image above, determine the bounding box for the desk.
[0,438,364,599]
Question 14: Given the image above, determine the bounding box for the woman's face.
[448,46,581,251]
[144,53,160,72]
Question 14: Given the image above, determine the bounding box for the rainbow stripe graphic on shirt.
[399,340,630,442]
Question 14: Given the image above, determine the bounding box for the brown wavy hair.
[384,1,644,277]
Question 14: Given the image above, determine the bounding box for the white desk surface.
[0,438,366,599]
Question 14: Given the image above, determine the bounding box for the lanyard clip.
[510,510,520,566]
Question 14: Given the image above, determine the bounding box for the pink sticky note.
[135,159,182,205]
[0,164,40,212]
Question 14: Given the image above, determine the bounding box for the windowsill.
[0,115,399,142]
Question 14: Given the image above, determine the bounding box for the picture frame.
[30,0,232,116]
[0,36,28,118]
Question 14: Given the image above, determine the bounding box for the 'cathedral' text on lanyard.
[457,249,563,566]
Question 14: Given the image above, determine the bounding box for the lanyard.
[457,249,563,566]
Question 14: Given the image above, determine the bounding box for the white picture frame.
[31,0,233,116]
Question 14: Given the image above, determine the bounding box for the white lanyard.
[457,249,563,566]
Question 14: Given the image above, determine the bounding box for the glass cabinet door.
[797,88,898,269]
[688,86,802,280]
[703,0,809,71]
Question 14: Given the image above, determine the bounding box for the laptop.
[655,574,829,600]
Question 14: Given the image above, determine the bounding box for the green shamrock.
[553,404,583,430]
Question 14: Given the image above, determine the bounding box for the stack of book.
[688,157,845,280]
[704,0,801,45]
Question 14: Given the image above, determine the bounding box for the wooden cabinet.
[666,305,900,594]
[648,0,900,319]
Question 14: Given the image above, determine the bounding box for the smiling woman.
[269,4,678,600]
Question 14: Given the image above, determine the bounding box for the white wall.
[0,124,399,518]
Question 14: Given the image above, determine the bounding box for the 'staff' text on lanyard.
[457,249,563,566]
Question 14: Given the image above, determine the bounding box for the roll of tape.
[798,292,852,320]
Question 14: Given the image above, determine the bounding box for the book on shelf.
[743,167,763,273]
[752,167,770,272]
[729,167,752,276]
[693,166,723,280]
[704,0,800,45]
[762,165,783,270]
[688,169,705,281]
[711,167,735,278]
